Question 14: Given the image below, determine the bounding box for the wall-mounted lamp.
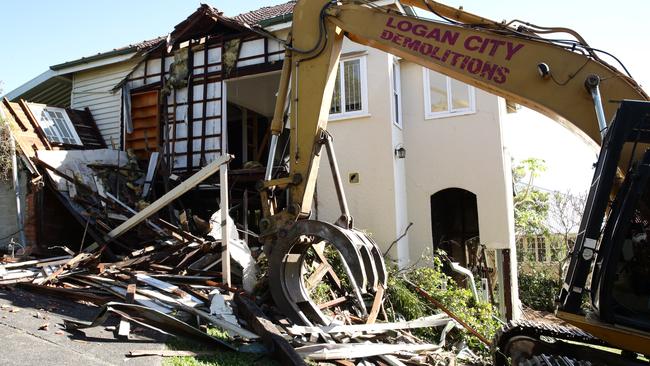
[537,62,550,79]
[394,144,406,159]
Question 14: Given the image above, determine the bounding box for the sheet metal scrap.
[0,144,468,366]
[64,302,238,349]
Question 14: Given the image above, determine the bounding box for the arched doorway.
[430,188,480,265]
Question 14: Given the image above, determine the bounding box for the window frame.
[28,104,82,146]
[422,68,476,120]
[390,57,402,128]
[329,55,369,121]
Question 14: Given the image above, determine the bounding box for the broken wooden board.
[102,154,232,242]
[141,152,159,199]
[64,302,238,349]
[235,293,306,366]
[286,314,450,336]
[294,342,441,361]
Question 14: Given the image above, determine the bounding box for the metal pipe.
[406,279,492,347]
[585,74,608,139]
[323,134,350,218]
[265,50,293,182]
[449,262,479,302]
[264,134,279,181]
[270,50,292,135]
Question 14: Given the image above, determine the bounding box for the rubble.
[0,104,487,366]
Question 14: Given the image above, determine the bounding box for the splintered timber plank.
[118,281,137,337]
[102,154,232,243]
[314,248,342,290]
[235,294,306,366]
[305,262,331,290]
[366,284,385,324]
[286,314,450,335]
[141,152,159,198]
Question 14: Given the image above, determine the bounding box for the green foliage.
[387,256,500,356]
[0,118,13,182]
[513,158,550,236]
[518,268,561,312]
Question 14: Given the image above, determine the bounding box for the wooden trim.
[186,42,195,173]
[103,154,232,242]
[2,97,28,131]
[18,100,52,149]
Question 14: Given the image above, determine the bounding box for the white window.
[329,56,368,120]
[423,69,475,119]
[28,104,82,145]
[390,58,402,128]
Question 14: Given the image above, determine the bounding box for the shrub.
[518,269,561,312]
[386,256,500,357]
[0,119,12,182]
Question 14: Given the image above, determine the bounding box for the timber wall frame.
[126,31,284,175]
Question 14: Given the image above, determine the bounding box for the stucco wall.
[316,39,515,266]
[0,168,28,250]
[315,39,405,261]
[400,62,515,261]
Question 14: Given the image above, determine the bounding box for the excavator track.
[520,354,594,366]
[493,320,607,366]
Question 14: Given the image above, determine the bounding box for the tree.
[512,158,549,236]
[547,190,586,276]
[0,79,14,182]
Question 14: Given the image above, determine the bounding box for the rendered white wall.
[400,61,515,260]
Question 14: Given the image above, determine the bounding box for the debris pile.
[0,148,497,365]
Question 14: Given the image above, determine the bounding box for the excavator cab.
[587,101,650,333]
[497,101,650,365]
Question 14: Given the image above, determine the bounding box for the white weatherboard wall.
[71,60,139,146]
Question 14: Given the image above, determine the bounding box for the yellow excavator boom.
[261,0,650,358]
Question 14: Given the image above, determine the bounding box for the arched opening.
[430,188,480,266]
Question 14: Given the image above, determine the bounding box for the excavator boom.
[260,0,650,362]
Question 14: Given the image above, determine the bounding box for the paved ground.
[0,286,167,366]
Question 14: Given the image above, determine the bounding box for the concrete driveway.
[0,286,167,366]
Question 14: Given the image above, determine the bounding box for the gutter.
[258,13,293,28]
[50,47,138,71]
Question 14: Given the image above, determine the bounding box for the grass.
[163,327,279,366]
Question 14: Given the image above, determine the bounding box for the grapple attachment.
[267,220,387,326]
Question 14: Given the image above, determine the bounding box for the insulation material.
[209,210,258,292]
[209,290,238,325]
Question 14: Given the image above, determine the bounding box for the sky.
[1,0,648,193]
[437,0,650,193]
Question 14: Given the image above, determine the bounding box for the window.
[516,237,525,262]
[423,69,475,119]
[28,104,82,145]
[391,58,402,127]
[329,56,368,120]
[536,236,547,262]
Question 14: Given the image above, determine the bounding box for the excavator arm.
[265,0,646,221]
[260,1,650,355]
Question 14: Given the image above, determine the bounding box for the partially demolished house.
[4,4,290,253]
[5,0,519,323]
[0,1,525,363]
[0,99,107,252]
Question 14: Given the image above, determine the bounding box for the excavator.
[255,0,650,364]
